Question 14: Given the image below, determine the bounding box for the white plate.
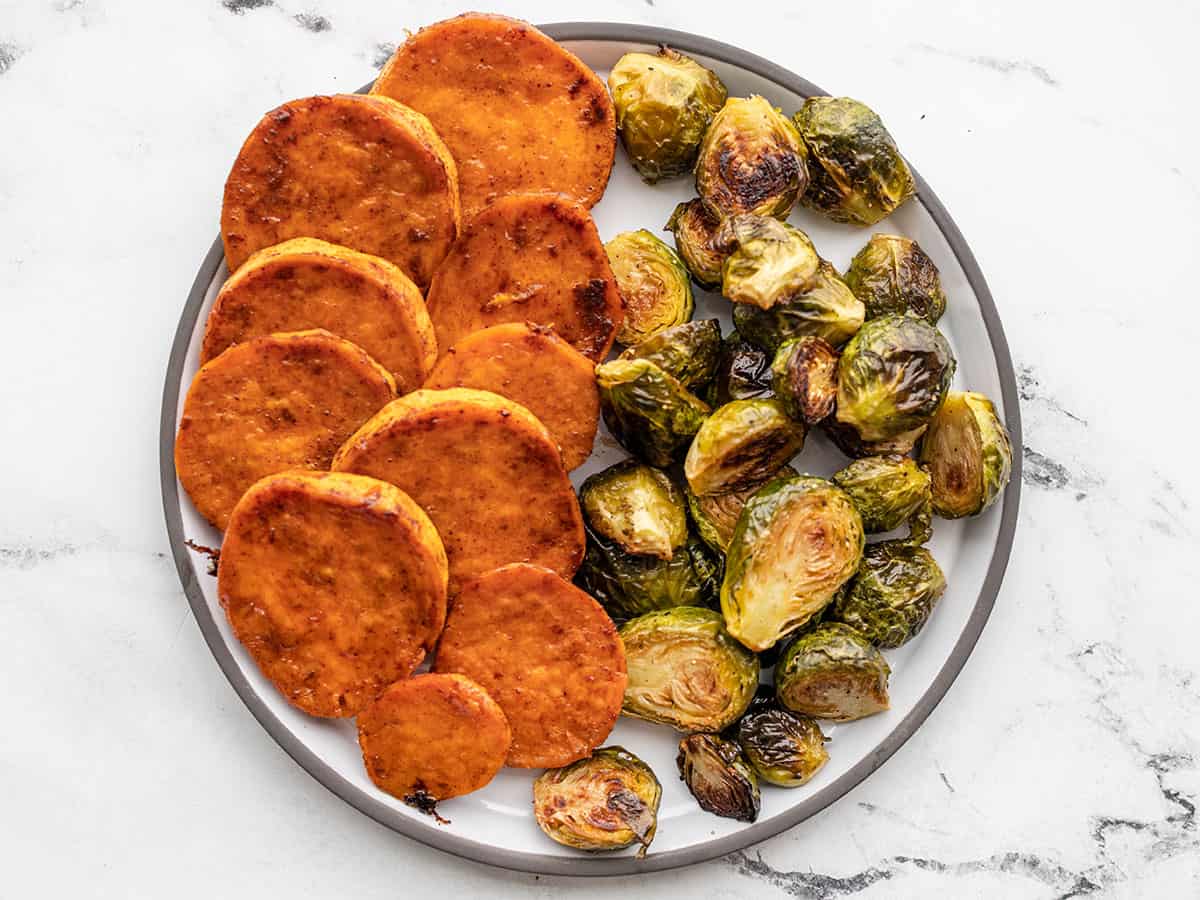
[160,22,1022,876]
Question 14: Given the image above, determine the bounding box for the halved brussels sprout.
[676,733,760,822]
[696,95,809,220]
[832,455,932,543]
[832,541,946,648]
[686,465,798,554]
[920,391,1013,518]
[722,475,864,651]
[620,319,722,391]
[605,230,695,346]
[609,48,728,183]
[578,529,722,621]
[684,399,805,497]
[706,333,775,406]
[771,336,839,425]
[845,234,946,324]
[714,215,820,311]
[732,261,865,353]
[596,358,711,467]
[533,746,662,857]
[620,606,758,732]
[822,416,926,460]
[775,622,890,721]
[581,461,688,560]
[794,96,916,226]
[665,199,727,289]
[736,706,828,787]
[835,314,955,442]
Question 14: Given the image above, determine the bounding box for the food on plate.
[578,529,722,621]
[605,230,694,346]
[832,455,933,543]
[822,416,926,460]
[175,330,395,530]
[434,564,626,768]
[731,260,865,353]
[714,215,820,311]
[217,471,447,717]
[684,399,805,497]
[533,747,662,857]
[770,336,839,425]
[676,733,760,822]
[596,358,710,467]
[845,234,946,324]
[220,94,459,290]
[608,47,727,183]
[422,323,599,471]
[332,388,584,592]
[357,673,510,801]
[424,193,623,362]
[619,319,722,391]
[580,461,688,560]
[686,465,797,555]
[774,622,891,721]
[721,475,864,651]
[735,702,829,787]
[695,96,808,220]
[920,391,1013,519]
[793,96,916,226]
[620,607,758,732]
[665,198,728,289]
[706,333,775,406]
[832,540,947,648]
[371,13,615,215]
[201,238,437,393]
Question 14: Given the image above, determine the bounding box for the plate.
[159,22,1022,875]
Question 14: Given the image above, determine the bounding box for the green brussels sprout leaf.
[676,733,761,822]
[732,261,865,352]
[832,540,947,648]
[619,319,722,391]
[920,391,1013,518]
[580,461,688,560]
[775,622,891,721]
[686,465,798,554]
[606,229,695,346]
[770,335,839,425]
[832,455,933,543]
[684,399,805,497]
[736,706,829,787]
[845,233,946,324]
[665,199,728,289]
[715,215,820,311]
[596,358,711,467]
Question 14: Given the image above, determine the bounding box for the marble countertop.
[2,0,1198,896]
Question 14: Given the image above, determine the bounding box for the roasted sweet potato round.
[175,329,396,531]
[434,564,626,768]
[218,471,448,718]
[220,94,460,290]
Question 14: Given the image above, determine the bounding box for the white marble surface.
[1,0,1198,896]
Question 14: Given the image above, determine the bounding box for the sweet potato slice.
[333,388,584,592]
[175,330,395,530]
[220,94,460,290]
[202,238,437,393]
[218,471,448,718]
[423,323,599,471]
[372,13,615,216]
[434,564,626,768]
[425,193,623,361]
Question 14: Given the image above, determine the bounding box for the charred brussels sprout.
[833,541,947,648]
[822,416,926,460]
[596,359,711,467]
[665,199,727,289]
[620,607,759,732]
[578,530,722,620]
[706,334,775,406]
[696,96,809,220]
[684,400,805,497]
[835,314,955,442]
[845,234,946,324]
[620,319,722,391]
[581,461,687,560]
[771,336,839,425]
[677,733,760,822]
[605,230,694,346]
[832,455,932,543]
[714,215,820,311]
[794,97,916,226]
[736,706,828,787]
[732,261,865,353]
[920,391,1013,518]
[533,747,662,857]
[686,465,798,554]
[722,476,864,651]
[775,622,890,721]
[609,48,728,184]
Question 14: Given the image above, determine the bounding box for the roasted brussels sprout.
[832,541,946,648]
[722,475,864,651]
[533,746,662,857]
[605,230,694,346]
[677,733,760,822]
[665,199,727,289]
[578,529,722,620]
[770,336,839,425]
[736,706,828,787]
[714,215,820,311]
[794,96,916,227]
[822,416,926,460]
[832,455,932,543]
[581,461,687,560]
[609,47,728,184]
[684,399,805,498]
[775,622,890,721]
[845,234,946,324]
[696,95,808,220]
[835,314,955,443]
[706,333,774,406]
[620,319,722,391]
[596,358,711,467]
[920,391,1013,518]
[620,607,758,732]
[686,465,797,554]
[732,261,865,353]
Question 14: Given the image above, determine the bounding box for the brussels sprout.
[832,455,932,544]
[609,48,728,184]
[794,96,916,226]
[822,416,926,460]
[696,96,809,220]
[732,261,865,353]
[736,706,828,787]
[684,400,805,497]
[606,230,695,346]
[845,234,946,324]
[771,336,839,425]
[665,199,727,289]
[714,215,820,311]
[835,314,955,443]
[580,461,687,560]
[596,359,711,467]
[578,529,722,620]
[832,541,946,648]
[686,465,798,554]
[920,391,1013,518]
[676,733,760,822]
[620,607,759,732]
[775,622,890,721]
[706,333,774,406]
[620,319,722,391]
[533,746,662,857]
[722,476,864,651]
